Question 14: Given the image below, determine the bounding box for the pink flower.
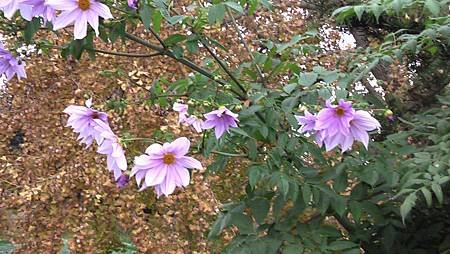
[321,110,381,152]
[295,101,380,152]
[63,98,108,147]
[0,43,26,81]
[173,102,188,123]
[131,137,202,197]
[0,0,33,20]
[47,0,113,39]
[315,99,355,137]
[22,0,56,23]
[94,119,127,180]
[202,107,239,139]
[295,110,317,133]
[185,115,203,133]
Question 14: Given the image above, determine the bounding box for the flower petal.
[145,164,167,186]
[178,156,203,169]
[166,137,190,157]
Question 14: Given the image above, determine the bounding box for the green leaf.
[420,187,433,208]
[328,240,359,251]
[186,39,199,53]
[281,96,299,113]
[249,197,270,224]
[164,34,186,46]
[370,4,383,23]
[152,10,163,33]
[391,0,403,14]
[276,35,304,53]
[361,168,379,186]
[331,196,346,216]
[424,0,440,16]
[354,5,365,21]
[23,17,41,43]
[230,127,252,138]
[318,87,332,100]
[224,2,244,13]
[139,4,152,29]
[208,4,226,24]
[231,213,255,235]
[166,15,185,25]
[349,201,363,222]
[248,165,265,189]
[240,105,263,117]
[0,240,15,254]
[278,176,290,198]
[301,184,312,203]
[431,182,443,204]
[298,72,318,87]
[283,243,304,254]
[171,45,184,59]
[208,212,231,239]
[283,83,298,94]
[260,0,273,11]
[400,192,417,223]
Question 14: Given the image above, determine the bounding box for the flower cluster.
[173,102,239,139]
[1,0,113,40]
[64,99,127,182]
[296,99,381,152]
[65,100,204,197]
[0,43,27,81]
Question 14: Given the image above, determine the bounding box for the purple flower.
[173,102,188,123]
[127,0,138,9]
[185,115,203,133]
[315,99,355,137]
[322,110,381,152]
[22,0,56,23]
[116,174,129,189]
[131,137,203,197]
[295,110,317,133]
[202,107,239,139]
[95,119,127,180]
[0,43,26,81]
[63,98,108,147]
[0,0,33,20]
[47,0,113,40]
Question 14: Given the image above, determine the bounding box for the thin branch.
[212,151,248,157]
[50,45,161,58]
[226,7,265,85]
[93,48,163,58]
[148,26,168,49]
[200,38,248,96]
[123,32,246,100]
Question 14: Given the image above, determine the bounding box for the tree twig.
[123,32,246,100]
[226,7,266,85]
[200,38,248,96]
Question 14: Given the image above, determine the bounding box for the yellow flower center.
[163,153,175,165]
[336,107,345,116]
[78,0,90,10]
